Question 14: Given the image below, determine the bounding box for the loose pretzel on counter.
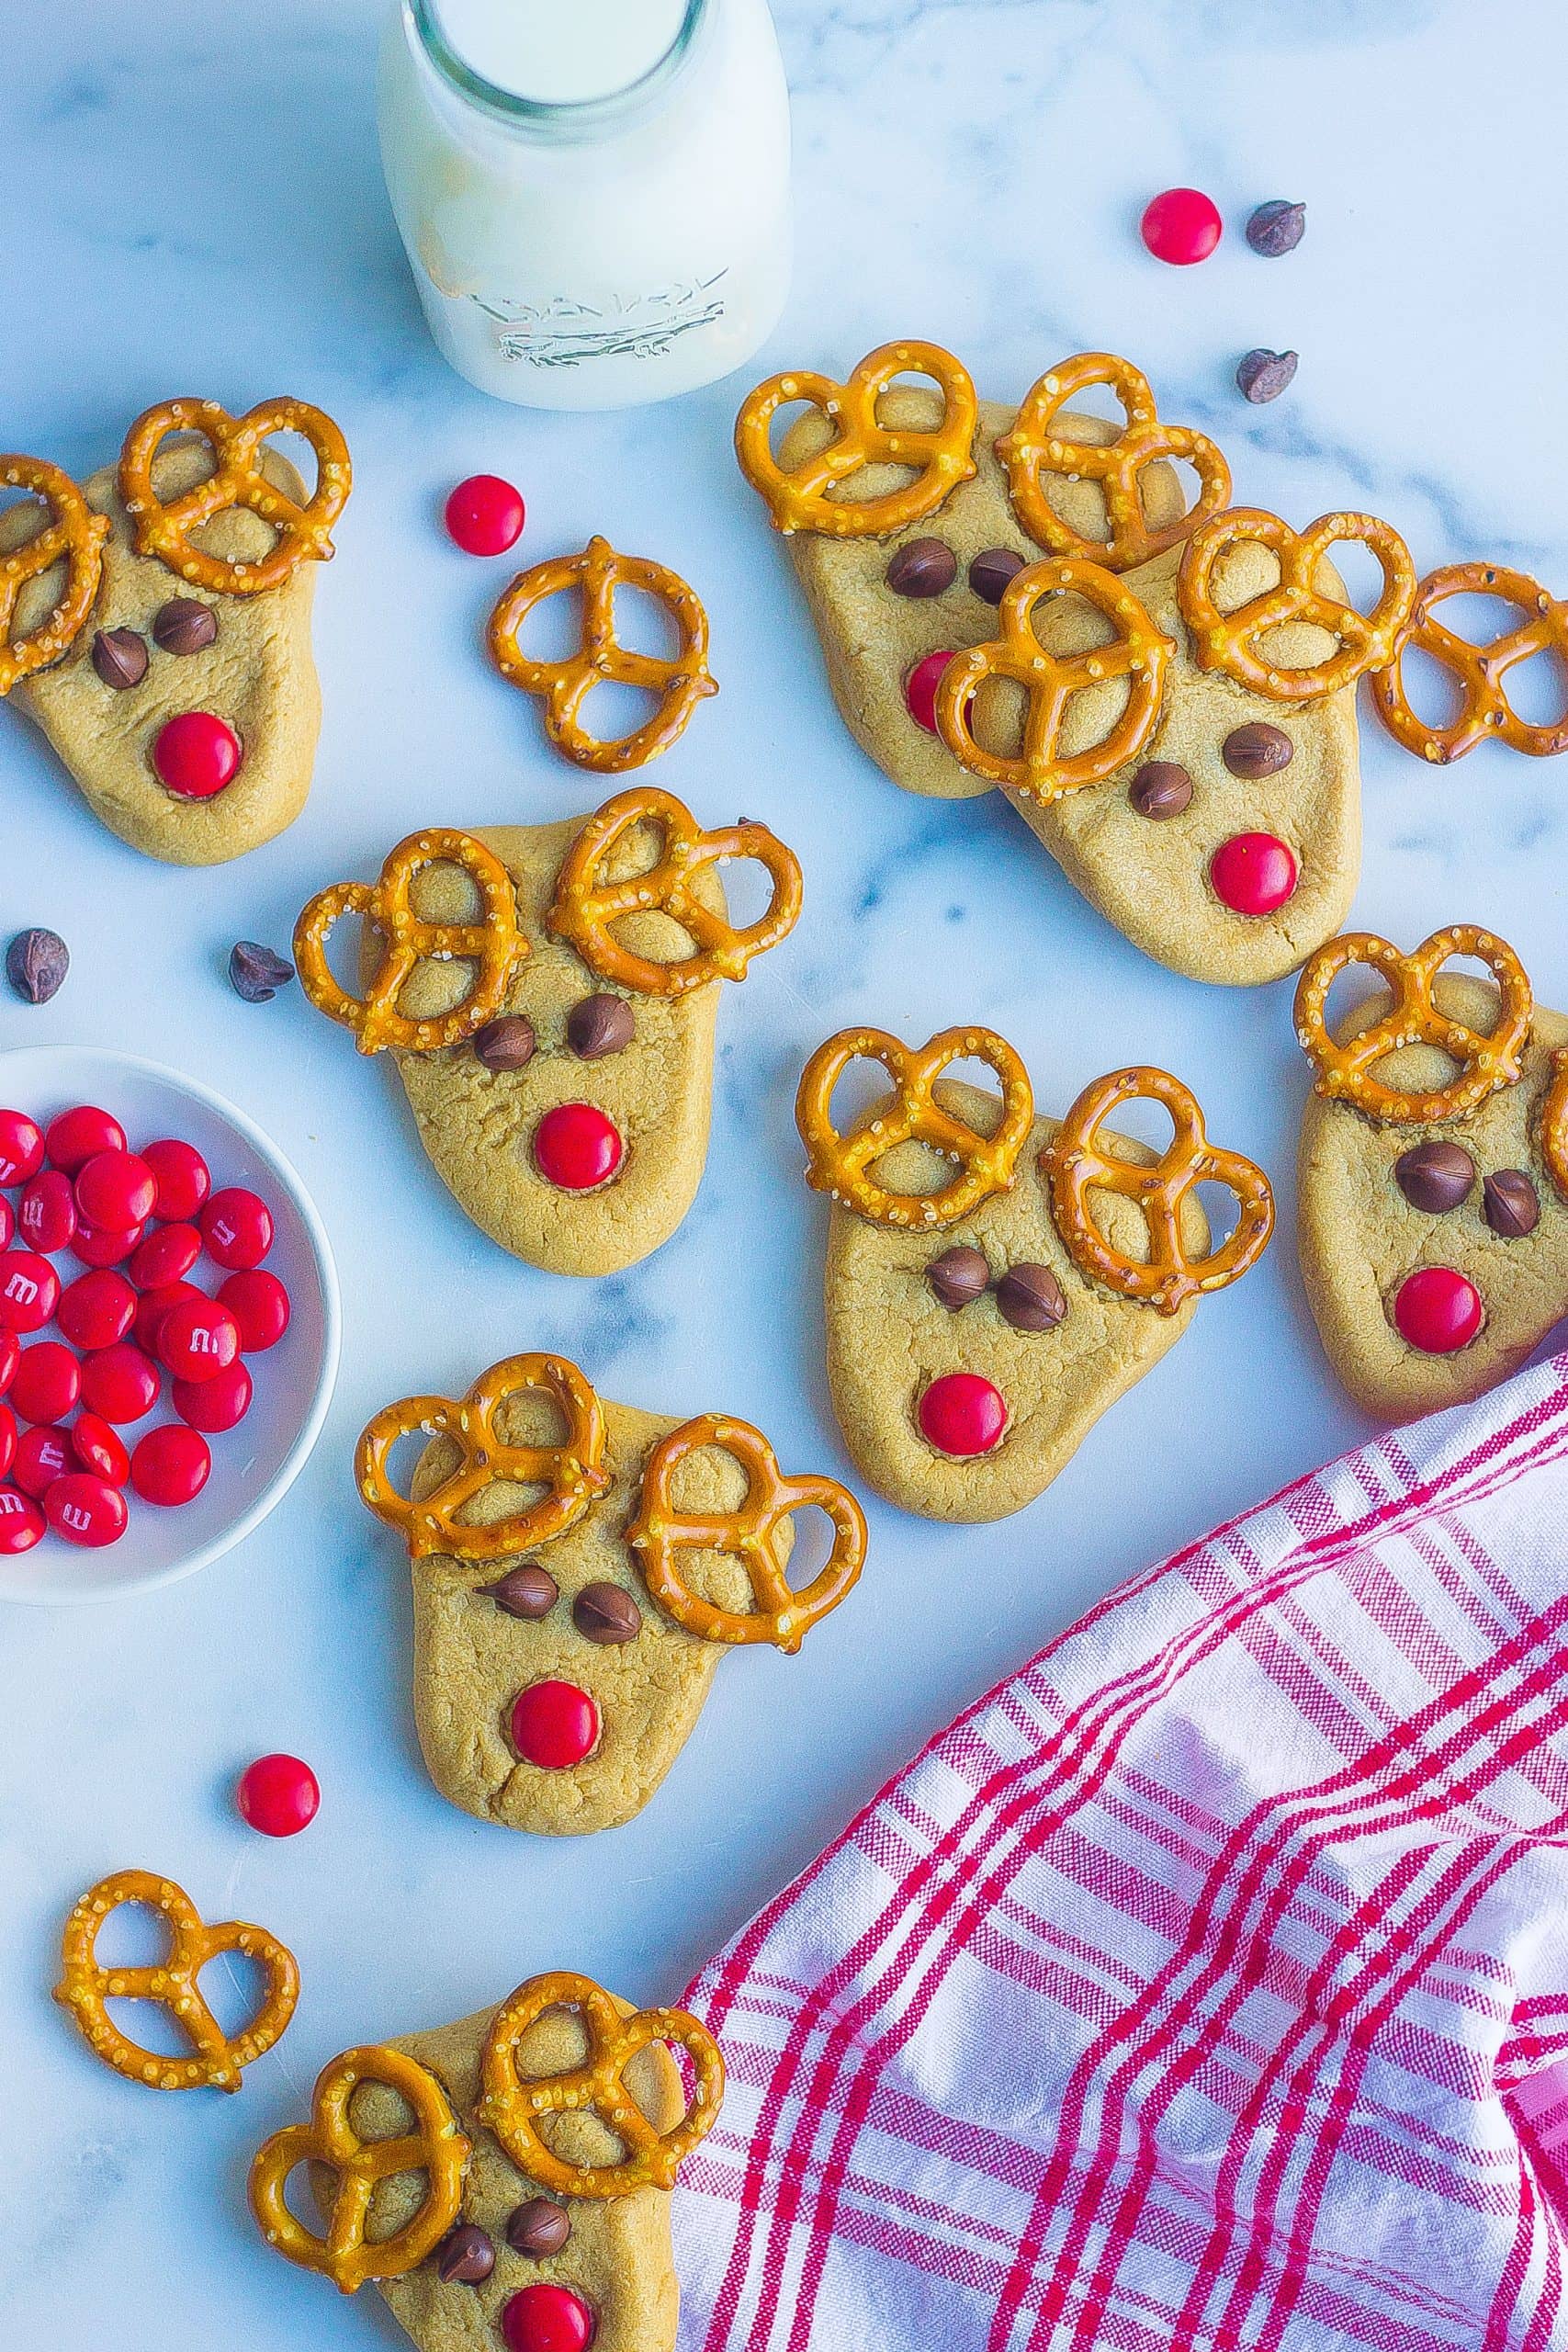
[547,785,802,996]
[54,1869,298,2093]
[489,537,716,773]
[735,341,978,537]
[0,455,108,695]
[356,1351,611,1565]
[996,354,1232,571]
[628,1414,866,1650]
[249,2043,470,2293]
[1293,926,1532,1124]
[294,827,525,1055]
[933,557,1172,799]
[1042,1068,1274,1315]
[118,396,351,596]
[1177,507,1416,701]
[479,1971,724,2199]
[795,1025,1035,1229]
[1371,561,1568,763]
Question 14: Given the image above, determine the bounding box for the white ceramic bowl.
[0,1046,340,1605]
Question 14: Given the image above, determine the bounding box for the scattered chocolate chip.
[481,1561,558,1618]
[6,927,69,1005]
[228,940,294,1003]
[473,1014,536,1071]
[1222,722,1293,778]
[435,2223,495,2285]
[507,2197,572,2257]
[566,994,635,1060]
[90,627,148,690]
[968,547,1026,605]
[152,596,219,656]
[1483,1169,1540,1238]
[926,1244,990,1311]
[572,1580,642,1644]
[1393,1139,1475,1214]
[996,1262,1067,1331]
[1235,349,1299,404]
[1128,760,1192,820]
[886,537,957,598]
[1246,199,1306,257]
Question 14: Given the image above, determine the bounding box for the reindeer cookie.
[794,1025,1274,1520]
[1295,925,1568,1423]
[736,344,1422,986]
[295,786,802,1276]
[0,397,350,863]
[355,1352,865,1833]
[250,1969,720,2352]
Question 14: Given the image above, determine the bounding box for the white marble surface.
[5,0,1568,2339]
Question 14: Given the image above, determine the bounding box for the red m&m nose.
[905,648,959,735]
[501,2284,597,2352]
[511,1680,600,1770]
[1393,1266,1483,1354]
[533,1104,623,1192]
[152,711,242,798]
[917,1372,1008,1456]
[1209,831,1298,916]
[1141,187,1223,265]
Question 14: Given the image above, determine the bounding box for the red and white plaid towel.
[675,1356,1568,2351]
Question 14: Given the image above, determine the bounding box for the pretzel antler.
[795,1025,1034,1229]
[735,341,978,537]
[1293,926,1532,1123]
[0,455,107,694]
[1177,507,1416,701]
[118,396,351,595]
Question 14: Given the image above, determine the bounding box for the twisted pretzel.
[1042,1068,1274,1315]
[294,828,525,1055]
[118,395,351,596]
[356,1352,611,1565]
[1540,1050,1568,1204]
[0,456,107,695]
[997,354,1232,571]
[934,557,1172,799]
[628,1415,866,1650]
[479,1971,724,2199]
[1178,507,1417,701]
[548,785,802,995]
[489,537,716,773]
[249,2044,470,2293]
[796,1026,1034,1230]
[1371,561,1568,763]
[54,1869,298,2093]
[734,341,978,537]
[1293,926,1532,1124]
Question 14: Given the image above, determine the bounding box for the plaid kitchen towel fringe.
[674,1353,1568,2352]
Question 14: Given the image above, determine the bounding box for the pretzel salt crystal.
[0,456,108,695]
[735,341,978,537]
[118,396,351,596]
[1371,561,1568,763]
[795,1025,1034,1229]
[1177,507,1416,701]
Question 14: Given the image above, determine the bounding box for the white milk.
[378,0,793,409]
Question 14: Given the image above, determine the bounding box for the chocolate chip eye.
[995,1263,1066,1330]
[566,993,635,1059]
[926,1244,989,1310]
[886,537,957,598]
[968,547,1026,605]
[1483,1168,1540,1236]
[1128,760,1192,819]
[479,1562,558,1617]
[1222,722,1292,777]
[571,1581,642,1643]
[152,597,219,655]
[1393,1140,1474,1214]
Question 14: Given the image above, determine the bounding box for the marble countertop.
[5,0,1567,2339]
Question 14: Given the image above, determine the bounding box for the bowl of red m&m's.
[0,1046,339,1604]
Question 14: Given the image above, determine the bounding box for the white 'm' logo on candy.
[4,1271,39,1306]
[59,1503,90,1533]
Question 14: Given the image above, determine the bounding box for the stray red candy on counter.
[237,1752,321,1837]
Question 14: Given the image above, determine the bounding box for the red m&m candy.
[0,1197,10,1250]
[79,1342,161,1424]
[44,1105,124,1173]
[14,1425,73,1498]
[219,1269,290,1351]
[134,1280,203,1355]
[152,711,242,798]
[237,1753,320,1838]
[445,473,525,557]
[73,1221,145,1269]
[141,1138,210,1221]
[533,1105,623,1193]
[0,1329,16,1396]
[905,649,959,736]
[1393,1266,1483,1354]
[917,1372,1008,1457]
[0,1250,60,1333]
[75,1148,157,1232]
[501,2285,597,2352]
[510,1680,600,1770]
[0,1110,44,1186]
[129,1222,202,1290]
[10,1341,81,1427]
[130,1423,211,1506]
[1209,832,1298,917]
[1141,187,1223,265]
[59,1270,138,1351]
[157,1297,240,1384]
[0,1403,14,1482]
[0,1485,44,1554]
[17,1169,76,1253]
[72,1411,130,1487]
[200,1187,273,1270]
[174,1357,252,1433]
[45,1472,128,1548]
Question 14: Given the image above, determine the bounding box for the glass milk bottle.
[378,0,793,409]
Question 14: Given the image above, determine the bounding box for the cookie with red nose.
[295,786,802,1276]
[1295,923,1568,1421]
[736,344,1389,986]
[356,1352,864,1833]
[0,396,349,864]
[795,1024,1274,1521]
